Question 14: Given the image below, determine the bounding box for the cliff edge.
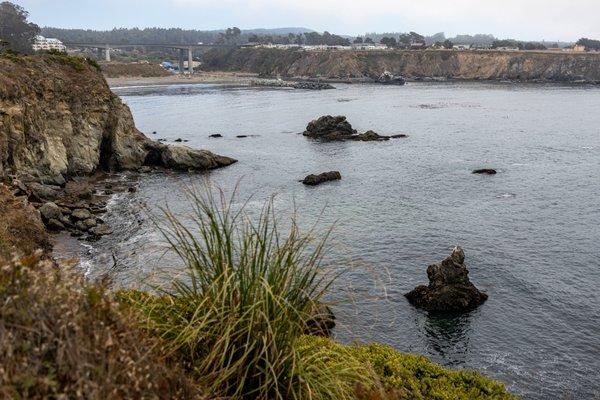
[203,48,600,83]
[0,53,235,183]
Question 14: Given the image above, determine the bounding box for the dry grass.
[0,184,51,260]
[0,253,198,399]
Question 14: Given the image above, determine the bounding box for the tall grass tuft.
[130,184,350,399]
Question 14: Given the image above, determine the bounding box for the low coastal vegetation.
[0,184,516,399]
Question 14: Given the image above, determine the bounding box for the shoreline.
[106,72,600,89]
[106,71,263,88]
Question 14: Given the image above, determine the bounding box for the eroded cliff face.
[203,48,600,83]
[0,54,235,181]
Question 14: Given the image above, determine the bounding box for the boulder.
[144,142,237,171]
[46,218,65,231]
[209,134,223,138]
[39,202,62,222]
[350,130,390,142]
[302,171,342,186]
[391,134,409,138]
[89,224,113,237]
[303,115,356,139]
[83,218,97,229]
[375,71,406,85]
[304,303,336,337]
[72,208,92,221]
[27,182,60,201]
[303,116,391,142]
[405,246,488,313]
[473,168,497,175]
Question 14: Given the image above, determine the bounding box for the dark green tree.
[443,39,454,49]
[0,1,40,54]
[353,36,363,44]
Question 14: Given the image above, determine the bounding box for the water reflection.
[420,311,475,366]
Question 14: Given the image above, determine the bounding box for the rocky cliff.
[203,48,600,83]
[0,53,235,183]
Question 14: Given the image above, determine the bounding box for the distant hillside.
[40,26,315,44]
[241,27,314,35]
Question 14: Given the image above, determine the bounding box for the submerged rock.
[405,246,488,312]
[302,171,342,186]
[473,168,497,175]
[209,134,223,138]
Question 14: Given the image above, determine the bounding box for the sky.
[13,0,600,42]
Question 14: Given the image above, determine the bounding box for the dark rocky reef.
[375,71,406,85]
[292,81,335,90]
[405,246,488,313]
[302,115,390,142]
[473,168,497,175]
[302,171,342,186]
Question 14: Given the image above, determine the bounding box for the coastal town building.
[32,35,66,52]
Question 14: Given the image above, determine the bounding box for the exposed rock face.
[303,116,390,142]
[144,142,236,171]
[204,47,600,83]
[302,171,342,186]
[0,55,236,181]
[375,71,406,85]
[405,246,488,313]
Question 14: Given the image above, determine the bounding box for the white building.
[32,36,66,52]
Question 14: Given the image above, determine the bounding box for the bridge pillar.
[188,47,194,75]
[178,48,185,74]
[105,46,111,62]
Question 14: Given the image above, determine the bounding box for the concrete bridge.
[64,43,238,74]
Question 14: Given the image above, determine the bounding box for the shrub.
[0,253,197,399]
[125,185,340,399]
[295,336,517,400]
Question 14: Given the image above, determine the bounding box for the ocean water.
[88,82,600,399]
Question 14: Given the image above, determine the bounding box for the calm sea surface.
[86,82,600,399]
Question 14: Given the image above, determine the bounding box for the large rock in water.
[375,71,406,85]
[303,115,356,139]
[405,246,488,312]
[303,115,390,141]
[0,54,235,180]
[144,142,237,171]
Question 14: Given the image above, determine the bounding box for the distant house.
[573,45,586,52]
[32,36,66,52]
[410,42,426,50]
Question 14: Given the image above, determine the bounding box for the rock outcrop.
[302,171,342,186]
[303,115,390,141]
[203,47,600,84]
[375,71,406,85]
[0,54,236,182]
[405,246,488,313]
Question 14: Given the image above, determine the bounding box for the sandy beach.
[105,71,263,88]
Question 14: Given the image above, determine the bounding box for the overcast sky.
[14,0,600,42]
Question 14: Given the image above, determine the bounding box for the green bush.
[353,342,516,399]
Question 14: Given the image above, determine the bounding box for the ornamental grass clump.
[128,185,355,399]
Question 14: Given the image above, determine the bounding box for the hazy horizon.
[13,0,600,42]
